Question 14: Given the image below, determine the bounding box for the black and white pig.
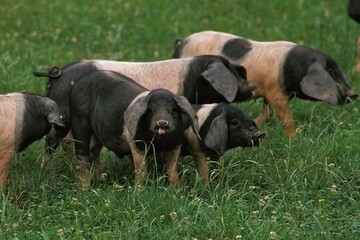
[348,0,360,23]
[173,31,358,138]
[347,0,360,72]
[67,70,200,188]
[0,92,63,192]
[33,55,255,163]
[183,103,266,181]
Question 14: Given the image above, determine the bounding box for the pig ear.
[300,61,339,105]
[47,111,64,127]
[174,96,201,141]
[42,100,64,127]
[201,61,238,102]
[204,112,227,156]
[124,96,149,142]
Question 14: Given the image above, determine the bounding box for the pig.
[0,92,63,192]
[348,0,360,23]
[172,30,358,137]
[347,0,360,72]
[67,70,200,187]
[183,103,266,181]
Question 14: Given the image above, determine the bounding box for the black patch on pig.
[69,71,145,158]
[45,60,100,128]
[17,93,53,152]
[282,45,352,104]
[348,0,360,23]
[222,38,252,61]
[182,55,250,104]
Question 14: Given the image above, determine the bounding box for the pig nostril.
[154,120,170,135]
[250,84,257,91]
[156,120,169,127]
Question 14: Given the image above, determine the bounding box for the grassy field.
[1,0,360,239]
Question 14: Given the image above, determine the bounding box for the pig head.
[283,46,358,105]
[124,88,201,186]
[124,89,200,151]
[197,103,266,156]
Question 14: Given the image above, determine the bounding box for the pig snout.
[346,89,358,101]
[250,130,266,146]
[237,82,257,101]
[154,120,170,135]
[339,88,357,104]
[249,83,257,96]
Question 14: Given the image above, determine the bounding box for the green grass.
[1,0,360,239]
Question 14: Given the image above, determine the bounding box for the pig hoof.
[352,63,360,73]
[96,172,108,182]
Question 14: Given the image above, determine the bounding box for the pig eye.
[170,105,181,118]
[169,103,177,110]
[147,104,155,113]
[327,67,335,77]
[230,118,241,127]
[172,111,180,119]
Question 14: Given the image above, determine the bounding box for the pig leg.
[42,126,70,168]
[353,36,360,73]
[61,131,76,161]
[185,130,209,182]
[0,147,16,192]
[265,91,296,138]
[255,99,272,126]
[194,151,209,182]
[90,139,105,182]
[71,117,93,189]
[164,145,181,186]
[209,154,222,177]
[129,141,148,186]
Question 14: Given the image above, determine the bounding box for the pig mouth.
[238,83,257,100]
[249,131,267,147]
[154,120,170,136]
[155,127,169,135]
[336,88,357,105]
[344,90,358,103]
[248,84,257,97]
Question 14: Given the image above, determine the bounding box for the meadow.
[0,0,359,239]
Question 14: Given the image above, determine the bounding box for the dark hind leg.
[42,126,70,168]
[61,131,77,162]
[71,113,98,189]
[90,138,105,182]
[353,36,360,73]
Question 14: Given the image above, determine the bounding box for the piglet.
[183,103,266,181]
[68,70,200,188]
[173,30,358,137]
[0,92,63,192]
